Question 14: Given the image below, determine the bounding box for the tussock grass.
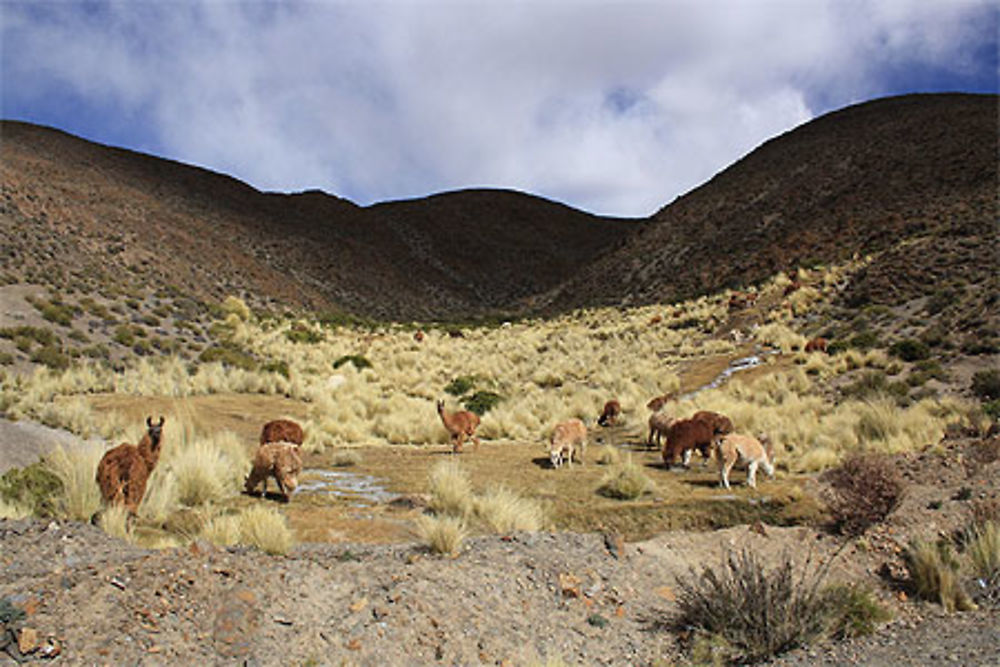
[98,504,133,542]
[201,512,243,547]
[675,548,833,663]
[968,521,1000,579]
[416,514,467,556]
[597,456,655,500]
[474,485,545,533]
[45,443,104,521]
[595,446,622,466]
[330,449,362,467]
[167,425,248,507]
[427,460,474,517]
[236,505,293,555]
[0,498,32,519]
[905,539,977,612]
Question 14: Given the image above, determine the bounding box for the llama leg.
[747,460,759,488]
[682,447,692,467]
[721,457,733,489]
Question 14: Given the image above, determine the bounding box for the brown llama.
[597,399,622,427]
[245,442,303,501]
[95,416,165,515]
[647,411,676,449]
[437,400,481,453]
[691,410,735,437]
[646,393,675,413]
[260,419,304,446]
[804,337,829,353]
[661,417,716,468]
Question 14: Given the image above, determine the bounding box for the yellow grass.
[474,485,545,533]
[427,460,474,517]
[45,443,104,521]
[416,514,467,556]
[98,504,133,542]
[597,456,656,500]
[968,521,1000,578]
[237,505,294,555]
[0,498,32,519]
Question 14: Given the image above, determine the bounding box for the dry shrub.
[595,446,622,466]
[597,456,655,500]
[330,449,362,467]
[97,504,133,542]
[236,505,293,555]
[904,539,976,612]
[968,521,1000,579]
[675,548,832,663]
[45,443,104,521]
[427,460,473,517]
[474,485,544,533]
[822,455,904,536]
[416,514,467,556]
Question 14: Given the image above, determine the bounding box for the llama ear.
[146,416,153,428]
[158,416,165,426]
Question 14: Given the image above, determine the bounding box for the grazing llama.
[716,433,775,489]
[691,410,734,437]
[260,419,304,446]
[549,419,587,468]
[95,416,165,516]
[245,442,303,500]
[597,400,622,427]
[647,411,676,449]
[661,417,717,468]
[436,400,481,453]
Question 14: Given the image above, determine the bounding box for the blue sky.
[2,1,997,217]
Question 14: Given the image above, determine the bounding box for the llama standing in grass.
[661,417,717,468]
[245,442,303,501]
[95,416,165,516]
[260,419,304,446]
[437,400,481,453]
[804,337,829,353]
[549,419,587,468]
[715,433,775,489]
[647,411,676,449]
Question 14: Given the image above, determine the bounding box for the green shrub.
[822,584,892,639]
[463,390,503,416]
[971,370,1000,401]
[38,301,77,327]
[113,324,137,346]
[0,462,63,517]
[675,549,833,663]
[31,345,70,370]
[286,324,323,344]
[198,345,258,371]
[332,354,372,370]
[0,326,58,346]
[982,400,1000,421]
[444,376,476,397]
[889,339,930,362]
[262,360,290,379]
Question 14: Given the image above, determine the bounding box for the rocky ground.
[1,433,998,666]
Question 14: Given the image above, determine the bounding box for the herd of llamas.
[95,386,785,517]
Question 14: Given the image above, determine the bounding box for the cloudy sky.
[2,1,996,217]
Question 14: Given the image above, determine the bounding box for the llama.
[436,400,481,453]
[260,419,304,446]
[716,433,775,489]
[245,442,303,500]
[549,419,587,468]
[661,417,716,468]
[647,411,676,448]
[691,410,734,437]
[646,393,675,413]
[597,400,622,427]
[95,416,165,515]
[804,337,829,353]
[414,330,425,343]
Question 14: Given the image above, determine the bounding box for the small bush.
[198,344,258,371]
[822,455,904,536]
[905,539,976,612]
[595,446,622,466]
[967,521,1000,580]
[31,344,70,370]
[45,444,104,521]
[474,485,544,533]
[822,584,892,639]
[332,354,372,370]
[38,301,76,327]
[444,376,476,396]
[262,360,290,379]
[597,457,654,500]
[971,370,1000,401]
[889,339,930,362]
[675,548,832,663]
[0,462,63,517]
[221,296,251,322]
[331,450,362,467]
[416,514,467,556]
[463,390,503,416]
[238,505,293,555]
[427,460,473,517]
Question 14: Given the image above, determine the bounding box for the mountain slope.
[534,93,997,312]
[1,93,996,320]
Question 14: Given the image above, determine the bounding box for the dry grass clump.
[236,505,293,555]
[474,485,545,533]
[416,514,467,556]
[967,521,1000,580]
[0,498,32,519]
[905,539,977,612]
[821,455,905,536]
[427,460,474,517]
[595,446,622,466]
[597,456,655,500]
[97,504,133,542]
[44,443,104,521]
[822,584,893,639]
[200,512,243,547]
[167,426,249,507]
[675,548,833,663]
[330,449,362,467]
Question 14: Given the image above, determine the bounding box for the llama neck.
[138,435,160,471]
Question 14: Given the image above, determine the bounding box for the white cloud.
[2,1,995,216]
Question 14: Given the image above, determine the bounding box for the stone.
[17,627,38,654]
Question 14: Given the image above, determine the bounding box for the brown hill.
[535,93,997,312]
[1,93,996,320]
